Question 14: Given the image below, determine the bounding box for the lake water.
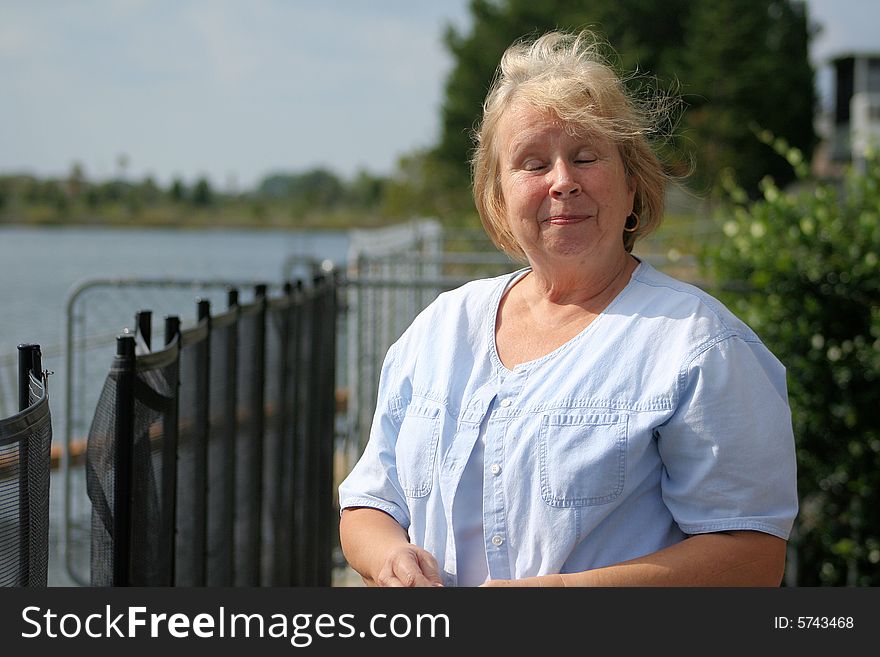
[0,225,350,354]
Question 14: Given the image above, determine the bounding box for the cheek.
[505,179,546,212]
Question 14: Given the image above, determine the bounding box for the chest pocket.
[538,413,627,507]
[396,403,441,498]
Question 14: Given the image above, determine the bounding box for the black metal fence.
[85,275,339,586]
[0,344,52,587]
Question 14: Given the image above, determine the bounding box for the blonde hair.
[471,29,674,260]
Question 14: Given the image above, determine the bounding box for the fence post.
[193,299,211,585]
[16,344,42,585]
[220,289,238,585]
[162,315,181,586]
[314,273,337,585]
[17,344,41,411]
[136,310,152,351]
[291,279,307,586]
[113,332,136,586]
[251,284,268,586]
[309,274,332,585]
[326,272,340,583]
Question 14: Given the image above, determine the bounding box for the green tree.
[192,177,214,206]
[257,168,345,216]
[169,177,187,203]
[346,169,386,209]
[138,176,162,205]
[701,144,880,586]
[380,148,477,223]
[682,0,817,195]
[67,161,87,200]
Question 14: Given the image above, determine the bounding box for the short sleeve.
[337,341,412,530]
[657,335,798,539]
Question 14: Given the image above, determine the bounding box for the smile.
[542,215,589,225]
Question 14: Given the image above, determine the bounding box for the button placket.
[482,367,527,579]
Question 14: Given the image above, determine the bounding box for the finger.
[395,561,438,587]
[416,551,444,586]
[378,551,430,588]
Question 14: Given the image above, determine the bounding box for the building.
[829,53,880,168]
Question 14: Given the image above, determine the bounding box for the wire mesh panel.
[0,366,52,587]
[86,335,179,586]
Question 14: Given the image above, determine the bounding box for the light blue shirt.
[339,261,799,586]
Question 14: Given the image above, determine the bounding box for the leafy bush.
[700,142,880,586]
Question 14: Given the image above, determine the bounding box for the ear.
[627,176,637,213]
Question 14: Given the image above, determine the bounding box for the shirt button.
[499,398,512,408]
[491,535,504,547]
[490,463,501,475]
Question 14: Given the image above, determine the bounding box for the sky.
[1,0,878,192]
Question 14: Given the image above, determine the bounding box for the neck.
[524,252,637,308]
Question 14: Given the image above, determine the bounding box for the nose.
[548,160,581,199]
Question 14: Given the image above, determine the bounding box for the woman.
[338,30,798,587]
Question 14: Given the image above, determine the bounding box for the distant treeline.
[0,165,431,229]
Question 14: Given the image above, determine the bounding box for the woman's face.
[496,100,636,270]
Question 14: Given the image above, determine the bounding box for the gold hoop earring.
[624,212,640,233]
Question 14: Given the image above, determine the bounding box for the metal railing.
[60,277,294,584]
[85,276,338,586]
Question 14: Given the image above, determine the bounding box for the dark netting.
[234,300,265,586]
[262,297,292,586]
[86,341,179,586]
[175,323,209,586]
[86,369,117,586]
[0,373,51,587]
[206,311,236,586]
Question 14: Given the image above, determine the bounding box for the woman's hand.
[479,532,785,587]
[374,544,444,587]
[340,507,444,587]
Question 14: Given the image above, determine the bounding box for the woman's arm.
[480,530,786,587]
[339,507,444,587]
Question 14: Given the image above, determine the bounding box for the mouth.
[542,214,589,225]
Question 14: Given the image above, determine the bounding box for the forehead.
[496,101,606,155]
